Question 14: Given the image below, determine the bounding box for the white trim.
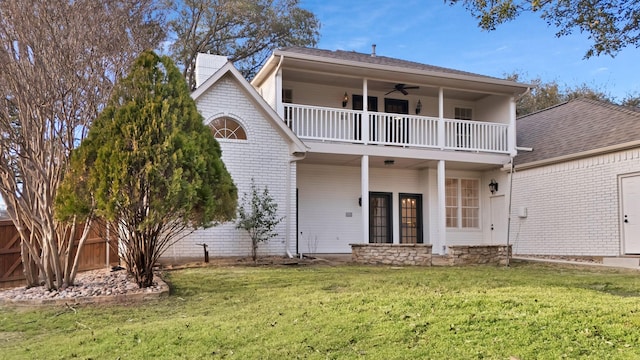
[452,105,474,120]
[436,160,446,254]
[509,140,640,171]
[361,155,369,244]
[270,49,532,92]
[508,97,517,156]
[305,142,511,165]
[205,113,249,141]
[619,171,640,255]
[445,177,481,230]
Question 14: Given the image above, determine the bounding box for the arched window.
[209,117,247,140]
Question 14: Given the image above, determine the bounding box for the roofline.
[252,53,279,87]
[506,139,640,171]
[192,62,308,153]
[259,48,531,94]
[517,97,639,121]
[516,100,570,120]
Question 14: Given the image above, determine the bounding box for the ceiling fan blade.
[400,88,408,95]
[404,86,419,90]
[385,89,397,95]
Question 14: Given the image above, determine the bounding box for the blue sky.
[299,0,640,101]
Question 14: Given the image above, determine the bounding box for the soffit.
[280,56,527,98]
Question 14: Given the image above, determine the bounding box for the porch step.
[602,257,640,269]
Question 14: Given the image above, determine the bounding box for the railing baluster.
[283,104,509,153]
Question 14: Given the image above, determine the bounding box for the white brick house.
[510,99,640,257]
[164,56,306,260]
[167,47,531,260]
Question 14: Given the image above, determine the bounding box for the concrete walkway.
[512,256,640,270]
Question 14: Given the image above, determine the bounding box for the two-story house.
[165,47,530,262]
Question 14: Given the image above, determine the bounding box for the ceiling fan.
[385,83,419,96]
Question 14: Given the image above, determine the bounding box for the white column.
[436,160,446,254]
[361,155,369,243]
[276,68,284,118]
[438,87,444,149]
[508,96,517,156]
[362,79,369,144]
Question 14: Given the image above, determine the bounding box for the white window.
[282,89,293,103]
[445,178,480,228]
[454,107,473,120]
[453,107,473,148]
[209,117,247,140]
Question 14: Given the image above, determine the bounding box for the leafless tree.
[163,0,320,88]
[0,0,164,289]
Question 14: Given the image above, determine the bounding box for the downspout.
[286,152,306,258]
[506,146,533,267]
[506,156,515,267]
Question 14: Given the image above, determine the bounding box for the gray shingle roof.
[276,47,506,81]
[516,98,640,165]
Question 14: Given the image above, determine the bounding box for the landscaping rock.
[0,268,168,307]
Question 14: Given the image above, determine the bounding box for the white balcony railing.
[284,104,509,153]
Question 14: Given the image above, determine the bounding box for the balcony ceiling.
[284,68,493,102]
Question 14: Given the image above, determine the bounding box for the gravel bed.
[0,268,166,305]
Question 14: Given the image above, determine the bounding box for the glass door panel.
[400,194,423,244]
[369,192,392,243]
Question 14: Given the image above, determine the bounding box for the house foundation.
[350,244,511,266]
[350,244,433,266]
[445,245,511,266]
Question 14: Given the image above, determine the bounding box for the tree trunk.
[65,219,92,287]
[20,239,38,287]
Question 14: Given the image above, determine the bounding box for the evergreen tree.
[56,50,237,287]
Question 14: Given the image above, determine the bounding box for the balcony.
[284,104,510,154]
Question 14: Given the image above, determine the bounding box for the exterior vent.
[371,44,376,57]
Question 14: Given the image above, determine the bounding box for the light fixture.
[489,179,498,194]
[415,100,422,114]
[342,92,349,107]
[384,159,395,166]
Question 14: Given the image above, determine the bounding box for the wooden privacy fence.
[0,220,119,289]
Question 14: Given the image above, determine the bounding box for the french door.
[399,194,423,244]
[369,192,392,243]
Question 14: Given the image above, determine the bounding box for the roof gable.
[516,98,640,166]
[192,62,307,153]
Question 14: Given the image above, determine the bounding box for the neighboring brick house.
[510,98,640,257]
[167,47,530,261]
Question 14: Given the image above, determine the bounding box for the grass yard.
[2,261,640,359]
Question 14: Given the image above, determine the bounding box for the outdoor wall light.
[415,100,422,114]
[358,197,362,207]
[489,179,499,194]
[342,92,349,107]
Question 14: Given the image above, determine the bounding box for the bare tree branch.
[0,0,164,289]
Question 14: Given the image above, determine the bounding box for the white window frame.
[209,116,248,142]
[445,177,480,229]
[454,106,473,120]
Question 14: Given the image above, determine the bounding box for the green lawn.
[2,262,640,359]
